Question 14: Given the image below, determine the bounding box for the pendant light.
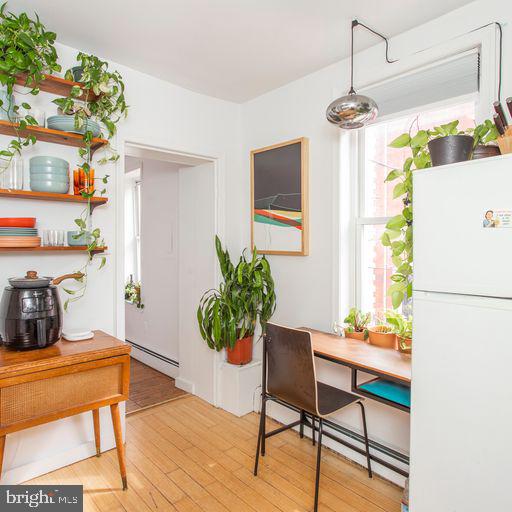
[326,20,396,129]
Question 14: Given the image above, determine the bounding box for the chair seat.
[317,381,360,417]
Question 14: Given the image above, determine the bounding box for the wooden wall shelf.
[14,73,99,101]
[0,189,108,212]
[0,246,107,255]
[0,121,107,155]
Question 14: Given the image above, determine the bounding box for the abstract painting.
[251,137,309,255]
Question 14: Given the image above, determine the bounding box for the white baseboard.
[130,346,179,378]
[175,377,195,394]
[2,440,116,485]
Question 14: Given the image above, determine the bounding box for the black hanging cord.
[495,21,502,102]
[348,19,397,94]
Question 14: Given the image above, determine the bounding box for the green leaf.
[99,256,106,269]
[410,130,429,148]
[386,215,406,231]
[388,133,411,148]
[393,182,407,199]
[385,169,403,182]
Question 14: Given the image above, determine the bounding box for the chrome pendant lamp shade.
[326,20,395,129]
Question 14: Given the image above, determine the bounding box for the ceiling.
[9,0,473,102]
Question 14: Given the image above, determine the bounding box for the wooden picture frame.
[251,137,309,256]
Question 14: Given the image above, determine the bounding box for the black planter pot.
[428,135,474,167]
[472,144,501,160]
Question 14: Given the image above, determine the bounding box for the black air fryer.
[0,285,62,350]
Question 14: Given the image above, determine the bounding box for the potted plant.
[386,311,412,354]
[343,308,370,341]
[427,120,474,167]
[368,313,397,349]
[197,236,276,365]
[470,119,500,159]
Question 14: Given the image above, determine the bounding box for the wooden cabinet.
[0,331,131,488]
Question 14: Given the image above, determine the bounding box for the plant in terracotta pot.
[197,236,276,365]
[343,308,370,341]
[386,311,412,354]
[368,314,397,349]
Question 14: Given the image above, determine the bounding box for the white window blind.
[361,49,480,117]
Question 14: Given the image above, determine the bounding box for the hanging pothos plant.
[53,53,128,309]
[383,118,499,309]
[0,2,61,168]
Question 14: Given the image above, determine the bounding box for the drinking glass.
[0,157,23,190]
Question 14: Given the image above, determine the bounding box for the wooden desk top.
[0,330,130,378]
[303,328,411,383]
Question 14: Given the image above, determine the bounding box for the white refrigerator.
[410,154,512,511]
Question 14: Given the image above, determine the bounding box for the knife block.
[497,131,512,154]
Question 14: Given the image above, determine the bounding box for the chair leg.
[313,418,323,512]
[254,395,266,476]
[299,410,305,438]
[358,402,373,478]
[311,416,316,446]
[261,395,267,456]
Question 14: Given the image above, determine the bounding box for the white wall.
[125,159,181,375]
[237,0,512,485]
[0,38,241,482]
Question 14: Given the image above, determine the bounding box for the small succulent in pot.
[343,308,371,341]
[386,311,412,353]
[368,312,397,349]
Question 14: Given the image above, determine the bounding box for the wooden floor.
[127,358,188,413]
[28,395,402,511]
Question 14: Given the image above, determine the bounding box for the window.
[133,179,142,281]
[355,100,476,316]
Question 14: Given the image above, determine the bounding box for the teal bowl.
[67,230,91,246]
[30,168,70,176]
[29,156,69,169]
[30,173,70,182]
[47,116,101,137]
[30,180,69,193]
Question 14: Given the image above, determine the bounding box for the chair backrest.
[265,323,318,416]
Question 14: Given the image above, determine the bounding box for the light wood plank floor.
[28,395,402,511]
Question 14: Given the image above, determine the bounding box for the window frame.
[352,93,478,312]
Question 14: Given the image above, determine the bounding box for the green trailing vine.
[0,2,61,169]
[0,3,128,310]
[56,54,128,309]
[383,119,499,309]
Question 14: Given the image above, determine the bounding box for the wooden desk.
[304,328,411,384]
[0,330,130,488]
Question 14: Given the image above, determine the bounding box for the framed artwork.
[251,137,309,256]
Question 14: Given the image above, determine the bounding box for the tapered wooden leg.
[0,435,5,480]
[92,409,101,457]
[110,403,127,490]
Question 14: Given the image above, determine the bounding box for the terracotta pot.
[368,329,397,349]
[345,330,367,342]
[226,335,253,365]
[398,337,412,354]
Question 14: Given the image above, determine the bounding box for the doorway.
[121,142,220,410]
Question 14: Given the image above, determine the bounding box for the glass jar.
[1,157,24,190]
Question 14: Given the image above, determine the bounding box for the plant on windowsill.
[343,308,370,341]
[386,311,412,354]
[125,276,144,309]
[197,236,276,366]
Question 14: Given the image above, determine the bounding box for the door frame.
[115,138,226,406]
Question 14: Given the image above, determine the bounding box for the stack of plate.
[47,115,101,137]
[30,156,70,194]
[0,218,40,247]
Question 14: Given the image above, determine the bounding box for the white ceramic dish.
[62,330,94,341]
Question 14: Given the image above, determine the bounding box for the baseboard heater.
[125,339,179,368]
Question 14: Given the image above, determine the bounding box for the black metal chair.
[254,323,372,512]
